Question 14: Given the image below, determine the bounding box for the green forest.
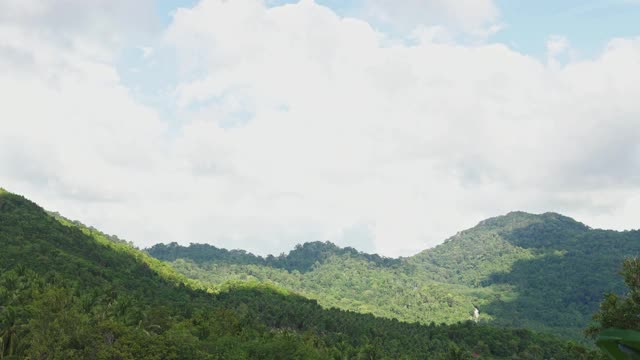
[148,212,640,342]
[0,188,632,359]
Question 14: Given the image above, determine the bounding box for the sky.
[1,0,640,257]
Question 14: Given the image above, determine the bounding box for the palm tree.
[0,307,22,359]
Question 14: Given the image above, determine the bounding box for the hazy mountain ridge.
[148,211,640,341]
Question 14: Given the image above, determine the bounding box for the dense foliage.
[149,241,399,273]
[150,243,480,325]
[148,211,640,341]
[410,212,640,339]
[0,189,602,358]
[586,257,640,337]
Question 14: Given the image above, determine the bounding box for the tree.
[0,307,22,358]
[587,257,640,338]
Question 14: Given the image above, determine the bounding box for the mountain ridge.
[148,210,598,261]
[147,210,640,342]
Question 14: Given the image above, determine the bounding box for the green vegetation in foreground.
[148,212,640,342]
[0,189,604,358]
[586,257,640,359]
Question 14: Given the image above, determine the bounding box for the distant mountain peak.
[475,211,586,233]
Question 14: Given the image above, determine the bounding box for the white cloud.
[139,46,154,59]
[361,0,501,39]
[547,35,569,56]
[546,35,572,67]
[0,0,157,60]
[1,0,640,257]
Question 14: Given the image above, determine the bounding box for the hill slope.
[0,188,600,359]
[148,211,640,341]
[409,211,640,337]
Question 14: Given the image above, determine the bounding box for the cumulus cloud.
[0,0,157,60]
[361,0,501,39]
[1,0,640,256]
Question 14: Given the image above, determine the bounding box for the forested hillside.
[409,212,640,337]
[149,241,480,325]
[148,212,640,341]
[0,188,602,359]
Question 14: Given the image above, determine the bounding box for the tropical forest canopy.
[147,211,640,342]
[0,187,628,359]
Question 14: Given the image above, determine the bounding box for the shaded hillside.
[149,211,640,341]
[408,211,640,338]
[0,188,599,359]
[408,211,592,286]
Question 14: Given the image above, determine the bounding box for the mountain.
[148,211,640,342]
[0,188,600,359]
[148,240,399,272]
[408,211,640,337]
